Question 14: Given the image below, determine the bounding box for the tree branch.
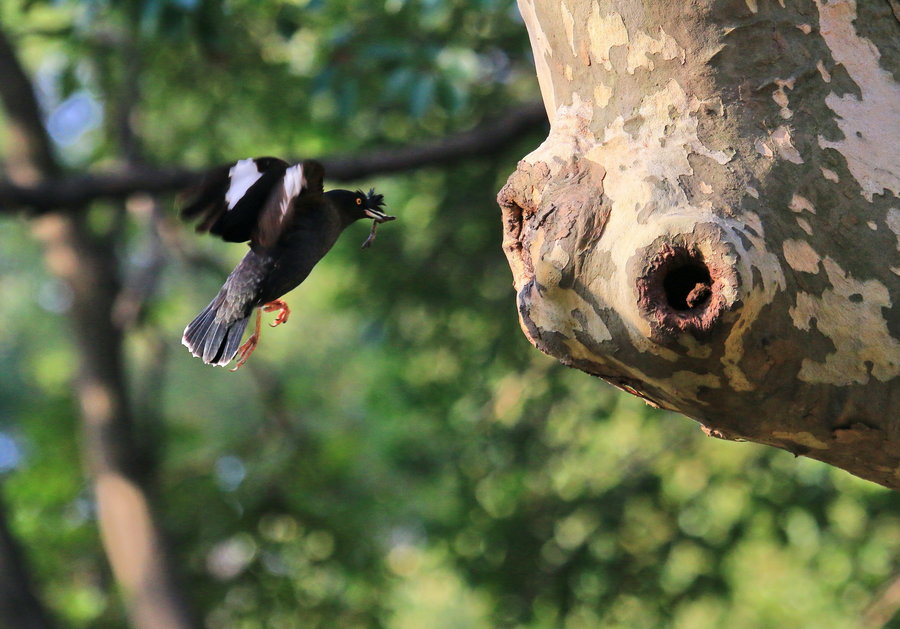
[0,102,547,214]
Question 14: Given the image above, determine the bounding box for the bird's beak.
[365,208,396,222]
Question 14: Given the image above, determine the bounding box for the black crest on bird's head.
[324,187,395,227]
[356,187,395,248]
[361,188,385,212]
[353,188,393,223]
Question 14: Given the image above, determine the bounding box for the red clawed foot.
[263,299,291,327]
[230,309,263,372]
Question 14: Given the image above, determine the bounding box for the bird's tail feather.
[182,292,250,367]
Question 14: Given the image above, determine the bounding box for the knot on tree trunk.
[498,149,750,361]
[498,155,611,355]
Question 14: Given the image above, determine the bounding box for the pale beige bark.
[499,0,899,488]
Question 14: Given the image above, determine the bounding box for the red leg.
[230,309,263,371]
[263,299,291,327]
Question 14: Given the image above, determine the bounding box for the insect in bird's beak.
[361,213,395,249]
[364,207,396,222]
[360,188,395,248]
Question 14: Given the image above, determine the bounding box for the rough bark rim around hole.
[636,240,735,341]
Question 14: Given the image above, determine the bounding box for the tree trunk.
[0,29,198,629]
[0,489,57,629]
[498,0,899,488]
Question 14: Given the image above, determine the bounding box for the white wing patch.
[226,159,263,210]
[280,164,305,219]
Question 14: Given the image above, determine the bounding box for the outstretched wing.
[254,160,325,248]
[181,157,288,243]
[182,157,326,247]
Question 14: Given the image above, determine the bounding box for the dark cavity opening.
[663,262,712,311]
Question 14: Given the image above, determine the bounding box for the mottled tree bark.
[498,0,899,488]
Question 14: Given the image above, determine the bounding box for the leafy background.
[0,0,897,628]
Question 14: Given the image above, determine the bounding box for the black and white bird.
[180,157,394,370]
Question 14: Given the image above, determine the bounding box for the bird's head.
[357,188,394,223]
[328,188,395,223]
[327,188,395,247]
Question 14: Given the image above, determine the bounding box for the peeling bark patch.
[789,193,816,214]
[586,5,628,71]
[771,126,803,163]
[594,83,612,108]
[664,370,723,406]
[821,167,840,183]
[626,27,686,74]
[815,0,900,201]
[783,239,821,274]
[756,126,804,164]
[587,80,732,220]
[772,78,796,119]
[790,257,900,385]
[755,138,774,159]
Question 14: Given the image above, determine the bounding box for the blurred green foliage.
[0,0,898,628]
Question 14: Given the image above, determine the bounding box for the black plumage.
[180,157,394,370]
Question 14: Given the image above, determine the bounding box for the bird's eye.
[356,197,363,206]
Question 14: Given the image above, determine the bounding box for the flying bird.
[180,157,394,370]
